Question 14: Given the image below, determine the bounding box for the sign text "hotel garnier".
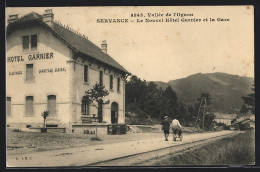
[7,52,54,63]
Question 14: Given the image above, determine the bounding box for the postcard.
[6,6,255,167]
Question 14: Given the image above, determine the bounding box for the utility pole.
[195,97,204,123]
[202,98,207,131]
[196,96,206,123]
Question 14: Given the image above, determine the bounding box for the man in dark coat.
[161,116,170,141]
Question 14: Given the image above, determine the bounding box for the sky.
[6,6,254,82]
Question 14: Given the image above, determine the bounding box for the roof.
[233,117,252,125]
[15,12,43,23]
[7,12,130,74]
[214,113,237,119]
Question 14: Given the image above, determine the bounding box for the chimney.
[7,14,19,24]
[101,40,107,54]
[43,9,54,27]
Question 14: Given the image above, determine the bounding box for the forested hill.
[154,72,254,113]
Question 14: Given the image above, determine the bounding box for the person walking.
[172,118,182,141]
[161,116,170,141]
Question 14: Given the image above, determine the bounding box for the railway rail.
[87,131,241,166]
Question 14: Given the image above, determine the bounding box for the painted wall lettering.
[55,68,66,72]
[28,52,54,61]
[7,52,54,63]
[7,56,24,63]
[9,71,22,75]
[38,68,66,74]
[39,69,53,73]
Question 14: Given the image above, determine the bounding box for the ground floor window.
[6,97,11,116]
[47,95,56,116]
[81,96,89,115]
[25,96,34,116]
[111,102,119,124]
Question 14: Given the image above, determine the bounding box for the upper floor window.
[110,75,113,90]
[23,34,37,52]
[26,64,34,82]
[99,71,103,86]
[84,65,88,83]
[117,77,120,92]
[31,35,38,51]
[22,36,29,51]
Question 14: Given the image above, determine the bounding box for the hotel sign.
[7,52,54,63]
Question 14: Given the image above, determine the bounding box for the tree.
[42,111,49,127]
[125,75,147,105]
[142,82,161,117]
[162,86,178,118]
[176,103,189,123]
[241,84,255,115]
[85,83,110,123]
[239,104,249,114]
[187,105,197,122]
[203,112,216,130]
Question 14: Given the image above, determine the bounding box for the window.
[99,71,103,86]
[84,65,88,83]
[6,97,11,116]
[110,75,113,90]
[81,96,89,115]
[22,36,29,51]
[47,95,56,116]
[25,96,34,116]
[31,35,37,51]
[117,78,120,92]
[22,35,37,51]
[26,64,34,81]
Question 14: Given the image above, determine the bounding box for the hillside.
[154,72,254,113]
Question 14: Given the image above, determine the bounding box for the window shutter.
[26,64,34,81]
[26,96,34,116]
[6,97,11,116]
[99,71,103,86]
[110,75,113,90]
[117,78,120,92]
[84,65,88,83]
[23,36,29,50]
[47,95,56,116]
[81,98,86,115]
[31,35,37,50]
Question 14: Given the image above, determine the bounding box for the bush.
[216,122,226,127]
[12,128,22,132]
[224,125,231,130]
[90,137,102,141]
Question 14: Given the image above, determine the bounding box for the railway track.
[87,131,241,166]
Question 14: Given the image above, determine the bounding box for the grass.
[152,130,255,166]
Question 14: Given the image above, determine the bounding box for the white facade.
[6,11,128,130]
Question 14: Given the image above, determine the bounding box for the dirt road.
[6,130,242,167]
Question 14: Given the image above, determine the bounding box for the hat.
[164,116,168,119]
